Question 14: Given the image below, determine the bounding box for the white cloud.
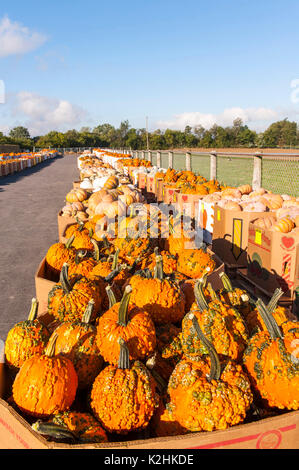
[11,91,87,136]
[156,107,281,131]
[0,15,47,58]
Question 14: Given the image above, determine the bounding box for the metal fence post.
[186,152,191,171]
[252,153,262,190]
[168,151,173,168]
[210,152,217,180]
[157,151,161,168]
[141,150,145,160]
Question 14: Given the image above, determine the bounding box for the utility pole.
[146,116,149,150]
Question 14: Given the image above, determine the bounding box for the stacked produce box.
[0,149,59,176]
[1,149,299,449]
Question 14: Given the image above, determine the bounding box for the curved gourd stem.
[255,299,283,339]
[81,299,94,324]
[117,285,132,327]
[154,255,164,280]
[60,263,72,295]
[219,272,233,292]
[106,286,117,309]
[90,239,100,262]
[194,278,209,312]
[75,250,87,265]
[118,337,130,370]
[267,288,284,315]
[111,249,120,271]
[104,267,121,283]
[65,234,75,249]
[146,353,168,392]
[75,218,85,232]
[32,420,77,442]
[45,333,58,357]
[189,313,221,382]
[27,298,39,321]
[207,283,219,301]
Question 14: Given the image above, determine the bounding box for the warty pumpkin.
[45,235,76,279]
[12,333,78,418]
[90,338,159,434]
[5,298,50,370]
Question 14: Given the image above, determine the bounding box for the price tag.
[201,202,204,212]
[255,229,262,245]
[217,209,221,221]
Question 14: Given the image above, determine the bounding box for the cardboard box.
[176,193,204,220]
[34,257,58,315]
[155,178,164,203]
[197,201,217,245]
[146,175,156,197]
[72,181,81,189]
[246,222,299,300]
[57,211,76,242]
[212,207,275,268]
[162,184,180,205]
[138,172,147,190]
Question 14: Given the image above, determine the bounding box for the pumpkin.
[140,248,177,276]
[113,235,156,266]
[243,299,299,410]
[150,399,189,438]
[50,300,103,389]
[45,235,76,279]
[237,184,252,195]
[253,216,277,230]
[217,272,251,315]
[181,279,248,362]
[48,263,102,323]
[222,201,242,211]
[90,338,159,434]
[127,255,186,325]
[12,333,78,418]
[32,411,108,443]
[64,221,95,251]
[66,188,88,203]
[96,285,156,365]
[272,217,295,233]
[4,298,50,370]
[177,248,216,279]
[167,315,253,432]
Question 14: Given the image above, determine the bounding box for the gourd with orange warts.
[181,278,248,362]
[90,338,159,434]
[168,315,253,432]
[45,235,76,279]
[5,298,50,370]
[243,298,299,410]
[12,332,78,418]
[50,300,104,389]
[96,285,156,365]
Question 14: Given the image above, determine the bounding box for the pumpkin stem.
[27,298,39,321]
[219,272,233,292]
[65,234,75,249]
[111,249,120,271]
[90,239,100,262]
[267,288,284,315]
[207,283,219,301]
[32,420,77,442]
[189,313,221,382]
[117,285,132,327]
[118,337,130,369]
[194,278,209,312]
[104,267,121,283]
[75,250,87,265]
[154,255,164,280]
[45,332,58,357]
[106,286,117,309]
[75,218,85,232]
[255,299,284,340]
[81,300,95,324]
[60,263,72,294]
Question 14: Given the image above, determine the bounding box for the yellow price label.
[255,229,262,245]
[201,203,204,212]
[217,209,221,221]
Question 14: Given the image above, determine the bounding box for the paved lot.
[0,153,79,341]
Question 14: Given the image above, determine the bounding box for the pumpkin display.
[48,263,102,322]
[177,248,216,279]
[12,333,78,418]
[50,300,103,389]
[4,298,50,370]
[167,315,253,432]
[272,217,295,233]
[64,221,95,251]
[45,235,76,279]
[66,188,88,203]
[95,285,156,365]
[90,338,159,434]
[243,299,299,410]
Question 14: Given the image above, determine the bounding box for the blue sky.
[1,0,299,136]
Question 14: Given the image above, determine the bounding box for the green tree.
[9,126,30,140]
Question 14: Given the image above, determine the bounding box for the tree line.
[1,118,298,151]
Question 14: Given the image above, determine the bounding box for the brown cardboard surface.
[212,207,275,268]
[162,184,180,204]
[247,222,299,300]
[57,211,76,242]
[72,181,81,189]
[138,172,147,190]
[176,193,204,219]
[155,178,164,202]
[34,257,57,315]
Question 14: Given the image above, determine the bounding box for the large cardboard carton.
[146,175,156,198]
[197,200,217,245]
[34,257,58,315]
[176,193,204,220]
[246,222,299,300]
[138,172,147,190]
[57,211,76,242]
[212,207,275,268]
[155,178,164,203]
[162,184,180,205]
